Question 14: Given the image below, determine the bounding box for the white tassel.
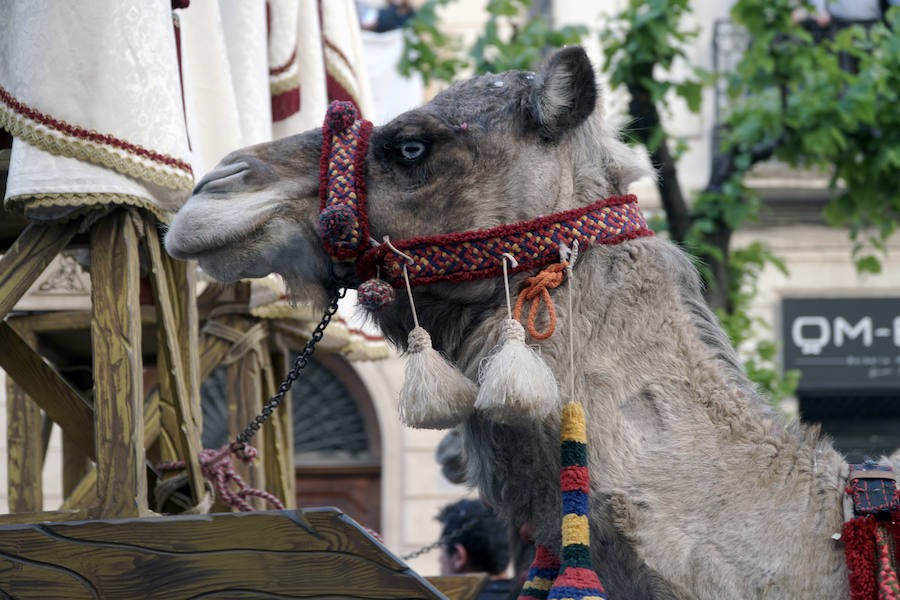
[385,236,477,429]
[475,318,558,425]
[398,326,477,429]
[474,252,558,425]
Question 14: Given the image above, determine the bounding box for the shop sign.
[782,298,900,392]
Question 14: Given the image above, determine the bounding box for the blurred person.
[792,0,896,28]
[358,0,415,33]
[437,499,513,600]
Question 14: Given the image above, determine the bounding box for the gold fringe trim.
[5,192,173,224]
[0,105,193,191]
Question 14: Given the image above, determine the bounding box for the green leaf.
[856,256,882,274]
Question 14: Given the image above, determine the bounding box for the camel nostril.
[193,161,249,194]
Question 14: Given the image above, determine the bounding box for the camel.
[165,47,899,599]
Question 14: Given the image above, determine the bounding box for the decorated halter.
[317,100,653,310]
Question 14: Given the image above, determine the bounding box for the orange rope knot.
[513,262,568,340]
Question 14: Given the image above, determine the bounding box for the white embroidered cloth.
[0,0,194,222]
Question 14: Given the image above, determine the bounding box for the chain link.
[234,287,347,449]
[400,513,484,561]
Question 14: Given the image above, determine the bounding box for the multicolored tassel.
[518,545,561,600]
[547,401,606,600]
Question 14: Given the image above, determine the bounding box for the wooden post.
[226,340,266,509]
[143,215,205,507]
[61,433,90,500]
[5,327,43,513]
[0,322,95,461]
[0,221,78,321]
[261,341,294,509]
[90,210,147,518]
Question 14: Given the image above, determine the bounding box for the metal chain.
[400,513,484,561]
[234,287,347,449]
[402,538,445,561]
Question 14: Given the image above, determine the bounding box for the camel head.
[165,46,645,328]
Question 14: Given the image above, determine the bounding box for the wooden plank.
[5,327,43,512]
[261,344,294,509]
[90,211,147,518]
[0,322,95,461]
[59,469,97,511]
[142,217,205,506]
[0,221,78,321]
[0,508,446,600]
[0,510,87,526]
[226,350,266,509]
[10,306,156,333]
[427,575,490,600]
[62,433,90,500]
[270,338,297,507]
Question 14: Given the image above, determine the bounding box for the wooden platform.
[0,507,448,599]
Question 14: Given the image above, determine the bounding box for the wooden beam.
[58,468,97,511]
[90,210,147,518]
[5,328,43,512]
[62,432,90,500]
[0,221,78,321]
[9,306,156,333]
[0,509,87,526]
[261,345,294,509]
[0,508,446,599]
[270,338,297,505]
[142,217,204,506]
[0,322,95,460]
[227,349,266,508]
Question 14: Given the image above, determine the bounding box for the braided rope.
[513,262,568,340]
[155,443,285,512]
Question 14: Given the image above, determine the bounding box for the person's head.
[436,499,510,576]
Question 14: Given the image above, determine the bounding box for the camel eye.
[400,141,426,161]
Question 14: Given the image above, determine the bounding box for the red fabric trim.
[0,85,193,175]
[269,48,297,76]
[326,72,356,107]
[271,88,300,122]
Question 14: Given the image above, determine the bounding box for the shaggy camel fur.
[166,47,900,599]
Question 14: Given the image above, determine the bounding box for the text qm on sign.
[782,298,900,393]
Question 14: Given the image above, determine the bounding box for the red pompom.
[358,278,396,312]
[326,101,358,133]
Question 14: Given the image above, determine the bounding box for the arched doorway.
[201,352,382,530]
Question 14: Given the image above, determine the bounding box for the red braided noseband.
[317,101,653,306]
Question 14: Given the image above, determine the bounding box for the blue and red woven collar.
[317,101,653,291]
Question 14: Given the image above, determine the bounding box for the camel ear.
[529,46,597,141]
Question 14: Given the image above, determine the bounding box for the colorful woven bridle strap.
[317,101,653,292]
[357,195,651,289]
[318,101,374,262]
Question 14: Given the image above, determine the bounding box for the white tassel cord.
[475,318,558,425]
[386,237,477,429]
[399,326,478,429]
[474,253,558,425]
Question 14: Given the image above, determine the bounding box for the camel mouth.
[193,161,249,194]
